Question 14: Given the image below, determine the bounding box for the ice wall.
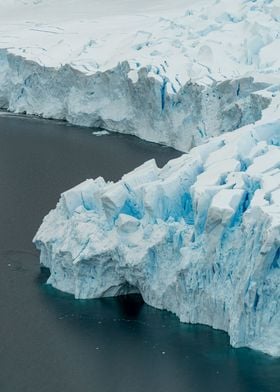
[34,120,280,356]
[0,50,270,151]
[1,0,279,150]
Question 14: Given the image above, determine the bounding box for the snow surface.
[34,117,280,356]
[0,0,279,150]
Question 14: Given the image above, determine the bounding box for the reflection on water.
[0,114,279,392]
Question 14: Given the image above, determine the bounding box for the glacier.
[2,0,280,356]
[0,49,270,151]
[0,0,279,151]
[34,118,280,356]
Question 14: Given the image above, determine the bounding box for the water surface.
[0,114,279,392]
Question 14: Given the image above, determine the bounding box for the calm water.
[0,114,279,392]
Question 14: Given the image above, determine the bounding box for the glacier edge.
[0,49,270,152]
[34,120,280,357]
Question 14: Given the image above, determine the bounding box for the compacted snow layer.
[34,120,280,356]
[0,0,279,150]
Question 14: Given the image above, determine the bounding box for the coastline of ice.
[2,0,280,356]
[34,117,280,356]
[0,49,271,151]
[0,0,280,150]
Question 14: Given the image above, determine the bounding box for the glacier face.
[34,120,280,356]
[0,49,270,151]
[0,0,279,151]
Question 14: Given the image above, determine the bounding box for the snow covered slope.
[0,0,279,150]
[34,112,280,356]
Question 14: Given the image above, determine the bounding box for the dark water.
[0,114,279,392]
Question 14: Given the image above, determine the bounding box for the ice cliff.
[0,0,279,150]
[0,50,270,151]
[34,116,280,356]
